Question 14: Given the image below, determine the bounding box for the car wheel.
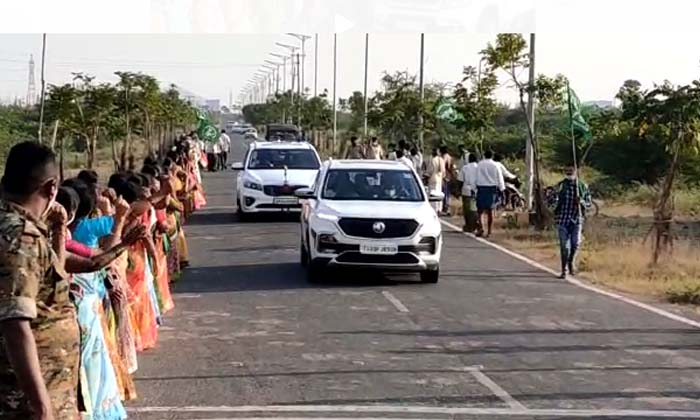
[420,269,439,284]
[237,198,254,222]
[300,239,309,268]
[307,260,325,284]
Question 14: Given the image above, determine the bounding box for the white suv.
[232,141,321,219]
[297,159,443,283]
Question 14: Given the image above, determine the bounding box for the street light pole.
[332,33,338,153]
[418,33,425,152]
[314,33,319,97]
[363,33,369,139]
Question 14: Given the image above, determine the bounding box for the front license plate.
[273,197,299,205]
[360,243,398,255]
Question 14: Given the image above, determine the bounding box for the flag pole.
[567,82,581,219]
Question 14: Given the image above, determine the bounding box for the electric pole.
[26,54,36,107]
[38,34,47,144]
[418,33,425,152]
[363,33,369,139]
[526,33,536,211]
[332,34,338,153]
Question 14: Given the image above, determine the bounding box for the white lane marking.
[440,220,700,330]
[130,405,700,418]
[467,368,526,410]
[381,291,409,313]
[201,206,237,211]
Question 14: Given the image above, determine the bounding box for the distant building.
[205,99,221,111]
[583,100,615,109]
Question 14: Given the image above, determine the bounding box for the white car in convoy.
[232,141,321,219]
[297,159,443,284]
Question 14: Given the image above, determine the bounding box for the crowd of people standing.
[0,135,209,419]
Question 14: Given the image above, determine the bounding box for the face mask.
[566,175,576,181]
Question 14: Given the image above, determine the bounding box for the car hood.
[318,200,435,220]
[245,169,318,187]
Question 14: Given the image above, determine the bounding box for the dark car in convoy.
[266,124,301,142]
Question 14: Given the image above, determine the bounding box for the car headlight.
[244,180,263,191]
[316,212,339,222]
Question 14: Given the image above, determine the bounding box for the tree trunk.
[650,131,682,264]
[58,135,65,182]
[518,88,550,230]
[120,90,130,170]
[50,120,59,152]
[111,135,119,172]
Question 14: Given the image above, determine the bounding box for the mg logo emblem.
[372,221,386,234]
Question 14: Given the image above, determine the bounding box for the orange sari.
[154,209,174,313]
[126,214,158,352]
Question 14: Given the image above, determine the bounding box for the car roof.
[267,123,299,130]
[324,159,412,171]
[250,141,316,150]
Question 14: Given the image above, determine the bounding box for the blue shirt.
[72,216,114,248]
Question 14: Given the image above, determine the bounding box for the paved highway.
[128,136,700,419]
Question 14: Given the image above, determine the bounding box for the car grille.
[263,185,305,196]
[338,218,419,239]
[335,252,420,265]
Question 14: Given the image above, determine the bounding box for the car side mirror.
[231,162,244,171]
[428,191,445,202]
[295,188,316,199]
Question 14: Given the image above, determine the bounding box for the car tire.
[307,260,325,284]
[300,240,309,268]
[236,199,252,222]
[420,269,439,284]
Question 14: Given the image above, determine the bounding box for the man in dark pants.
[219,129,231,169]
[550,166,592,278]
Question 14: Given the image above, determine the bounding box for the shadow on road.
[172,262,426,294]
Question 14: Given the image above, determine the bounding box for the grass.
[495,215,700,305]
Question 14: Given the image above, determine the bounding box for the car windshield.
[322,169,424,201]
[248,149,319,170]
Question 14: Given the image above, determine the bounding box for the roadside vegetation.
[0,71,200,179]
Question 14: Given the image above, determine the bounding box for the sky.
[1,33,700,107]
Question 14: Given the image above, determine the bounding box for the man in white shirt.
[205,140,221,172]
[410,146,423,177]
[368,137,384,160]
[493,153,516,181]
[396,150,414,169]
[475,150,505,237]
[219,129,231,169]
[457,153,479,233]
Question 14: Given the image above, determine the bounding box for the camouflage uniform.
[0,199,80,419]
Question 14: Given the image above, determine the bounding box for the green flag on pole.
[435,97,465,125]
[566,84,592,141]
[196,109,219,143]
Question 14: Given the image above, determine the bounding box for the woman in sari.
[65,179,128,420]
[161,159,184,281]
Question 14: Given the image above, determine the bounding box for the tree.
[481,34,566,229]
[115,71,139,170]
[452,64,498,153]
[623,81,700,263]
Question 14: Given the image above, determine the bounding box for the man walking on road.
[367,137,384,160]
[458,153,479,233]
[427,148,445,213]
[439,145,455,216]
[475,150,505,237]
[0,142,80,420]
[219,129,231,169]
[550,166,592,279]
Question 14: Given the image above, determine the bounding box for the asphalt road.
[128,136,700,420]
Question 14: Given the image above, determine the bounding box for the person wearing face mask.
[550,166,592,279]
[368,137,384,160]
[0,142,80,420]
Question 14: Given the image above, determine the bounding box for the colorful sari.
[126,220,159,351]
[153,209,174,313]
[71,271,127,420]
[106,254,138,374]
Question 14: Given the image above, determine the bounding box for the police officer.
[0,142,80,420]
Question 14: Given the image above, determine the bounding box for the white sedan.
[297,159,443,284]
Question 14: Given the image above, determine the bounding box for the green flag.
[196,109,219,143]
[566,84,592,141]
[435,97,465,124]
